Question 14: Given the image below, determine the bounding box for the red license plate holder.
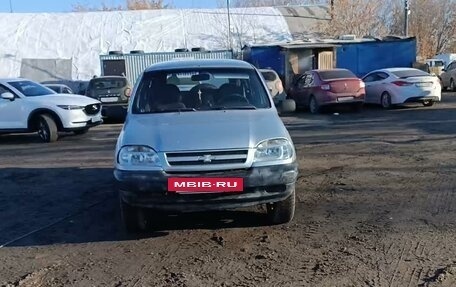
[168,177,244,194]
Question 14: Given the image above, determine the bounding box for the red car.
[288,69,366,113]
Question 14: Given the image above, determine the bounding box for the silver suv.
[114,59,298,232]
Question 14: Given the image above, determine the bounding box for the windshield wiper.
[207,105,257,110]
[148,108,197,114]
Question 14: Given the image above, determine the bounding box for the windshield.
[318,70,357,80]
[391,69,430,78]
[89,78,127,90]
[435,61,445,67]
[8,80,56,97]
[132,68,271,114]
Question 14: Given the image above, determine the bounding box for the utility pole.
[9,0,13,13]
[404,0,410,37]
[227,0,232,50]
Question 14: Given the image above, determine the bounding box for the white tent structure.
[0,5,329,81]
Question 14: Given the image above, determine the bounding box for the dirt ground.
[1,94,456,287]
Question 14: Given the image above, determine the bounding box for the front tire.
[37,114,58,143]
[120,198,148,233]
[450,79,455,92]
[267,189,296,225]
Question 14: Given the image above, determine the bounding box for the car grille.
[84,103,101,115]
[166,150,249,167]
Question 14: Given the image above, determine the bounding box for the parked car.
[288,68,365,113]
[440,61,456,91]
[425,59,445,77]
[0,78,102,142]
[259,69,287,107]
[85,76,131,119]
[362,68,441,108]
[43,84,74,94]
[114,59,298,232]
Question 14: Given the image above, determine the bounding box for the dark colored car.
[288,69,366,113]
[85,76,131,119]
[43,84,74,94]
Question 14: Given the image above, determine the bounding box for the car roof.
[0,78,30,83]
[144,59,254,72]
[374,67,421,73]
[311,68,351,73]
[44,84,70,88]
[91,76,127,80]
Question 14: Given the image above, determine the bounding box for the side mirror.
[1,92,15,101]
[278,99,296,114]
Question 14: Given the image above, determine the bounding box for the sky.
[0,0,219,13]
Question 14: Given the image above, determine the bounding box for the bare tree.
[389,0,456,58]
[208,7,262,50]
[72,0,170,12]
[126,0,171,10]
[317,0,390,38]
[218,0,323,8]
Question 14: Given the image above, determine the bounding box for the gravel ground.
[1,93,456,287]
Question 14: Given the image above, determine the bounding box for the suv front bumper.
[114,163,298,212]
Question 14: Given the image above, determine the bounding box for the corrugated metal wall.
[248,46,286,77]
[100,50,234,85]
[336,39,417,77]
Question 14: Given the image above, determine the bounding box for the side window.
[449,63,456,71]
[0,85,18,98]
[305,74,314,87]
[297,75,307,89]
[378,72,389,80]
[363,73,378,83]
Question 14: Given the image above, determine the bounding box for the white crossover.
[0,78,102,142]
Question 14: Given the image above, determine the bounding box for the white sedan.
[362,68,441,108]
[0,78,102,142]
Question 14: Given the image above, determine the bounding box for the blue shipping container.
[336,38,417,77]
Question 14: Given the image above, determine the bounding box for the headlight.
[57,105,85,110]
[254,138,293,163]
[118,146,161,167]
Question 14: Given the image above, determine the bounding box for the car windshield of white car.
[392,69,430,78]
[132,68,271,114]
[8,80,56,97]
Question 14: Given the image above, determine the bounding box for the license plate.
[416,82,432,87]
[337,96,354,102]
[100,97,119,103]
[168,178,244,194]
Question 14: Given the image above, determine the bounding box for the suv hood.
[26,94,101,105]
[119,109,290,152]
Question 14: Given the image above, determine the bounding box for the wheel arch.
[27,109,63,131]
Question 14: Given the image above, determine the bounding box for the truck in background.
[434,53,456,68]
